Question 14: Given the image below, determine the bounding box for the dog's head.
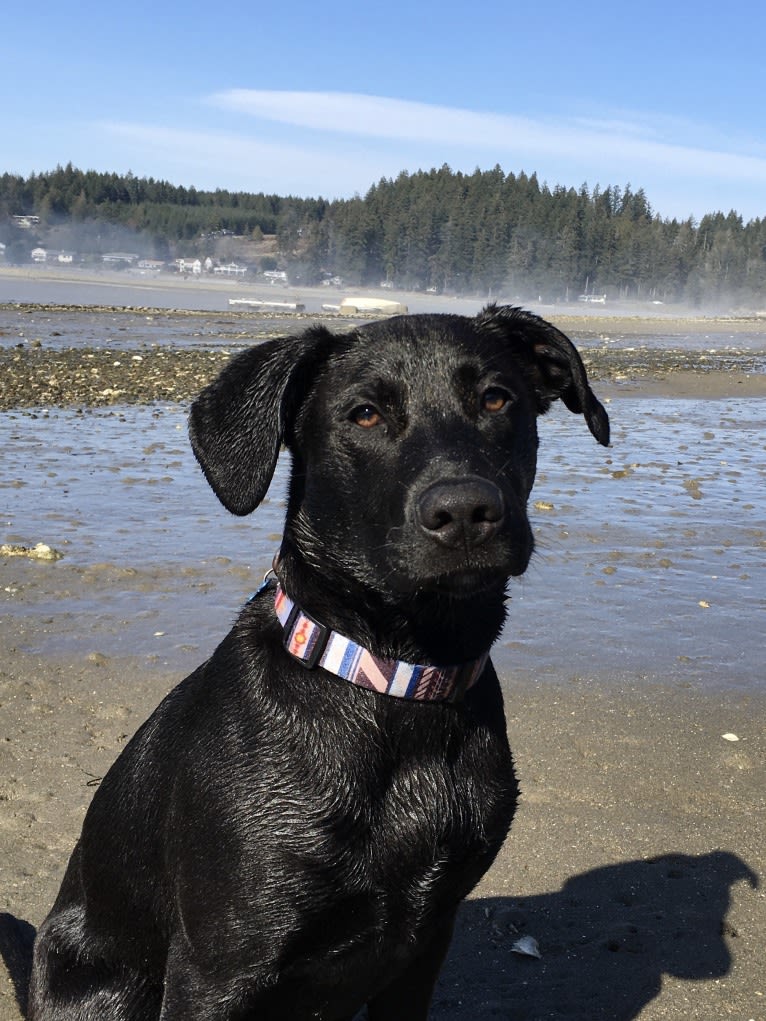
[190,305,609,605]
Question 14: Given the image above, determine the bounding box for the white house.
[176,258,202,275]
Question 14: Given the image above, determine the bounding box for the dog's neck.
[274,546,507,667]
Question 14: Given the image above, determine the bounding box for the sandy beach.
[2,654,763,1020]
[1,286,765,1019]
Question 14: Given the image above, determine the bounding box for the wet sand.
[1,299,765,1019]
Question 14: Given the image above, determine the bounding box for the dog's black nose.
[416,477,505,549]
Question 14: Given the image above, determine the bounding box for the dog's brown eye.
[481,387,512,413]
[350,404,382,428]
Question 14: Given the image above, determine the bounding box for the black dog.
[29,304,609,1020]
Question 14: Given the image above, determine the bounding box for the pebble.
[0,346,233,410]
[0,542,64,561]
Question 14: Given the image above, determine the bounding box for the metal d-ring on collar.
[251,565,489,702]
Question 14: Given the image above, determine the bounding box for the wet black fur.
[29,305,609,1020]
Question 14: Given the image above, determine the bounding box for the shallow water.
[2,396,764,691]
[513,398,765,688]
[4,310,766,358]
[0,306,309,352]
[0,275,263,317]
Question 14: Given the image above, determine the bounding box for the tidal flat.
[1,297,765,1020]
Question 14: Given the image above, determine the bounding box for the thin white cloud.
[208,90,766,184]
[96,121,386,196]
[209,89,535,145]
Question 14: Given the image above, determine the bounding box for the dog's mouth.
[425,566,508,597]
[385,559,516,598]
[383,527,532,598]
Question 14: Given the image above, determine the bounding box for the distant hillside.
[1,163,765,307]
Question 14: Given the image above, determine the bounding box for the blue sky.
[4,0,765,222]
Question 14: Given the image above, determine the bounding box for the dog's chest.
[260,745,513,1015]
[287,715,514,921]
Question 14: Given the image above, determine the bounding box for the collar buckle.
[282,600,331,669]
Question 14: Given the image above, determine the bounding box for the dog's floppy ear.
[189,326,333,515]
[476,304,610,446]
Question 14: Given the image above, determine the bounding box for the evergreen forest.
[1,163,765,307]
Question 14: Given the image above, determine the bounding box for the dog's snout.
[416,477,505,549]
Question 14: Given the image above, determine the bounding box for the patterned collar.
[273,583,488,703]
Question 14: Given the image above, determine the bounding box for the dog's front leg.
[159,937,235,1021]
[366,916,456,1021]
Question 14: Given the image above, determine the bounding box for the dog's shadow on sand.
[437,850,758,1020]
[1,850,756,1020]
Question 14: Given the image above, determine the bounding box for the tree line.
[2,163,765,306]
